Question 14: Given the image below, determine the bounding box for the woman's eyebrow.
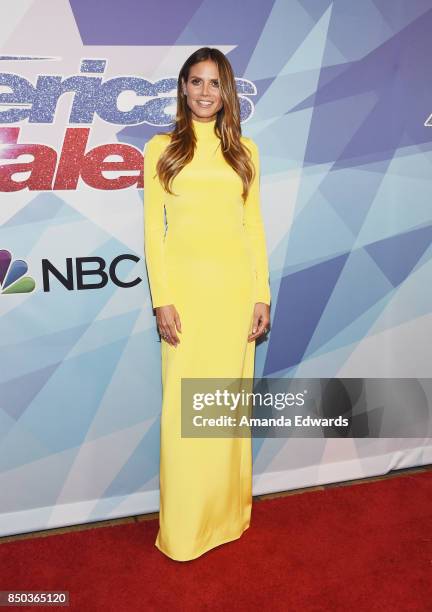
[189,75,219,80]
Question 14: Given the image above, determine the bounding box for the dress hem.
[154,522,250,562]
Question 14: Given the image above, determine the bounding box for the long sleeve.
[243,139,271,305]
[143,135,173,308]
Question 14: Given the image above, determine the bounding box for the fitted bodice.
[143,118,271,307]
[165,118,245,242]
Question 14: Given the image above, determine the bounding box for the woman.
[144,47,271,561]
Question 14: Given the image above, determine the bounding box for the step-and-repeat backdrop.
[1,0,431,535]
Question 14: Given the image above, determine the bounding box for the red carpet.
[1,469,431,611]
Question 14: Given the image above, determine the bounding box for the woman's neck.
[192,116,217,139]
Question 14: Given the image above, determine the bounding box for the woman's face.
[182,60,223,122]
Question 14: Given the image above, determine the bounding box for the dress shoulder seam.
[153,132,171,143]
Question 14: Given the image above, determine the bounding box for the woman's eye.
[190,78,219,86]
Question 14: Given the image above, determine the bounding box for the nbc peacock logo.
[0,249,35,294]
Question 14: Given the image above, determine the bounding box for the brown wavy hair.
[154,47,255,202]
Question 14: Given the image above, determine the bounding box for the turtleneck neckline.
[192,117,217,139]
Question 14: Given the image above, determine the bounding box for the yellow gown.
[143,117,271,561]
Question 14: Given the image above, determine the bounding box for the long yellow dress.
[143,117,271,561]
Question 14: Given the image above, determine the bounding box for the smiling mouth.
[196,100,213,106]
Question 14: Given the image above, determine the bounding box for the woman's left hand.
[248,302,271,342]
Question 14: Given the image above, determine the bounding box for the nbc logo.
[0,249,35,294]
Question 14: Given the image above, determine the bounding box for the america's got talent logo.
[0,59,257,192]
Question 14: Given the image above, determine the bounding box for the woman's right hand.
[155,304,182,347]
